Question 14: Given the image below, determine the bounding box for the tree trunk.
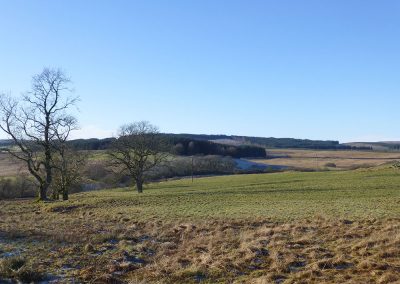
[44,123,53,200]
[62,189,68,201]
[39,184,48,201]
[136,180,143,193]
[52,190,60,200]
[61,176,68,200]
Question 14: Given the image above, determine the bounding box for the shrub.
[392,161,400,169]
[324,163,337,168]
[85,162,110,181]
[348,164,373,170]
[0,175,36,199]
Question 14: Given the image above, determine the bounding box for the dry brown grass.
[126,218,400,283]
[0,153,27,177]
[252,149,400,170]
[0,198,399,283]
[1,166,399,282]
[3,148,400,177]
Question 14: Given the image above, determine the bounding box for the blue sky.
[0,0,399,142]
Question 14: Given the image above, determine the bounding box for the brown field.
[252,149,400,170]
[1,203,399,283]
[3,149,400,178]
[0,153,27,178]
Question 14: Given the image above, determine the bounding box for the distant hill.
[0,139,13,146]
[168,134,372,150]
[0,139,13,151]
[0,134,374,154]
[68,138,116,150]
[344,142,400,151]
[163,135,266,158]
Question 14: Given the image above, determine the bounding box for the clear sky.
[0,0,399,142]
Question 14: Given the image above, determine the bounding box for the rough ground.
[0,167,399,283]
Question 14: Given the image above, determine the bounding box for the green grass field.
[1,166,399,283]
[63,165,400,221]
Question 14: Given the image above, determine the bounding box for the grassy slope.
[0,167,399,283]
[66,166,400,221]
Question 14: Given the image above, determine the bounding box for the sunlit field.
[252,149,400,170]
[1,166,399,283]
[2,1,400,283]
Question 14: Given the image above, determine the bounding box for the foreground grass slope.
[0,167,399,283]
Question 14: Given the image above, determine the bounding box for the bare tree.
[108,121,167,193]
[52,116,86,200]
[0,68,78,200]
[52,147,87,200]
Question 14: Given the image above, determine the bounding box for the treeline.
[168,134,372,150]
[0,135,372,154]
[243,137,372,150]
[0,139,12,146]
[363,142,400,151]
[68,138,116,150]
[0,138,116,151]
[166,137,266,158]
[386,144,400,150]
[1,138,266,158]
[0,139,12,151]
[63,136,267,158]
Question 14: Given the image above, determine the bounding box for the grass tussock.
[0,257,44,282]
[0,215,399,283]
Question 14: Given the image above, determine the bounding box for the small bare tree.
[52,116,86,200]
[52,147,87,200]
[108,121,167,193]
[0,68,78,200]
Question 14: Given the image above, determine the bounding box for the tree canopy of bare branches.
[108,121,167,193]
[51,112,86,201]
[0,68,79,200]
[52,147,87,200]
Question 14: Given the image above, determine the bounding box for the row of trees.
[0,68,167,199]
[171,134,373,151]
[5,68,283,199]
[170,138,266,158]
